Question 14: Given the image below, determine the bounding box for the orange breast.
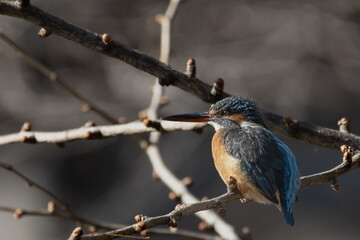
[211,129,271,204]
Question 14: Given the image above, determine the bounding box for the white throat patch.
[208,121,224,131]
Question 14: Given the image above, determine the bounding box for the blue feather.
[222,121,300,226]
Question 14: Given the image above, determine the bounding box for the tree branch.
[301,153,360,188]
[0,1,358,151]
[0,120,205,145]
[0,31,118,124]
[80,189,242,240]
[0,0,221,103]
[77,152,360,240]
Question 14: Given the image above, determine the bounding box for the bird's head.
[162,96,266,130]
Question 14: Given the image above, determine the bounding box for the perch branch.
[79,152,360,239]
[80,189,242,240]
[301,153,360,188]
[0,205,217,240]
[0,161,219,239]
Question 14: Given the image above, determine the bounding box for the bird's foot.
[240,198,252,204]
[226,176,238,193]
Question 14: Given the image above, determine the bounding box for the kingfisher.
[162,96,300,226]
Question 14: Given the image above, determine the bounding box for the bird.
[162,96,300,226]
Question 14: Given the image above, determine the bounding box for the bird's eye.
[222,110,229,115]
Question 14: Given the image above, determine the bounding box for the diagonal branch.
[0,161,73,213]
[301,153,360,188]
[0,31,118,124]
[80,189,242,240]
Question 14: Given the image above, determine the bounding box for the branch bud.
[81,104,91,112]
[68,227,83,240]
[337,117,350,133]
[241,226,252,240]
[198,221,213,232]
[340,145,352,165]
[185,58,196,78]
[168,191,180,201]
[102,33,113,45]
[134,221,145,232]
[84,120,96,127]
[13,208,23,219]
[84,131,102,140]
[168,218,178,228]
[330,177,340,192]
[182,176,194,187]
[143,119,163,131]
[211,78,224,96]
[155,14,164,24]
[38,28,51,38]
[152,171,160,181]
[88,225,96,233]
[134,214,148,222]
[21,122,31,131]
[18,0,30,9]
[47,201,56,213]
[283,116,300,136]
[20,135,37,144]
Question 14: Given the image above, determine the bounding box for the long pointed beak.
[162,112,211,122]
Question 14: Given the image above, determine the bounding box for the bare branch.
[263,113,360,150]
[0,161,72,213]
[2,204,221,240]
[80,189,242,240]
[0,205,122,231]
[0,162,128,230]
[0,31,118,124]
[0,121,205,145]
[0,1,358,151]
[77,151,360,240]
[301,153,360,188]
[0,1,222,102]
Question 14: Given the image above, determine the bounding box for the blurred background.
[0,0,360,239]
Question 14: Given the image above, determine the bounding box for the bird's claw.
[240,198,252,204]
[226,176,238,193]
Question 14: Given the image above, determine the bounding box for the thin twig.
[0,161,73,214]
[0,31,118,124]
[0,161,120,230]
[0,205,122,230]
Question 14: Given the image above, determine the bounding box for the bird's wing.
[222,125,299,207]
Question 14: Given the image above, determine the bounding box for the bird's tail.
[276,204,295,226]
